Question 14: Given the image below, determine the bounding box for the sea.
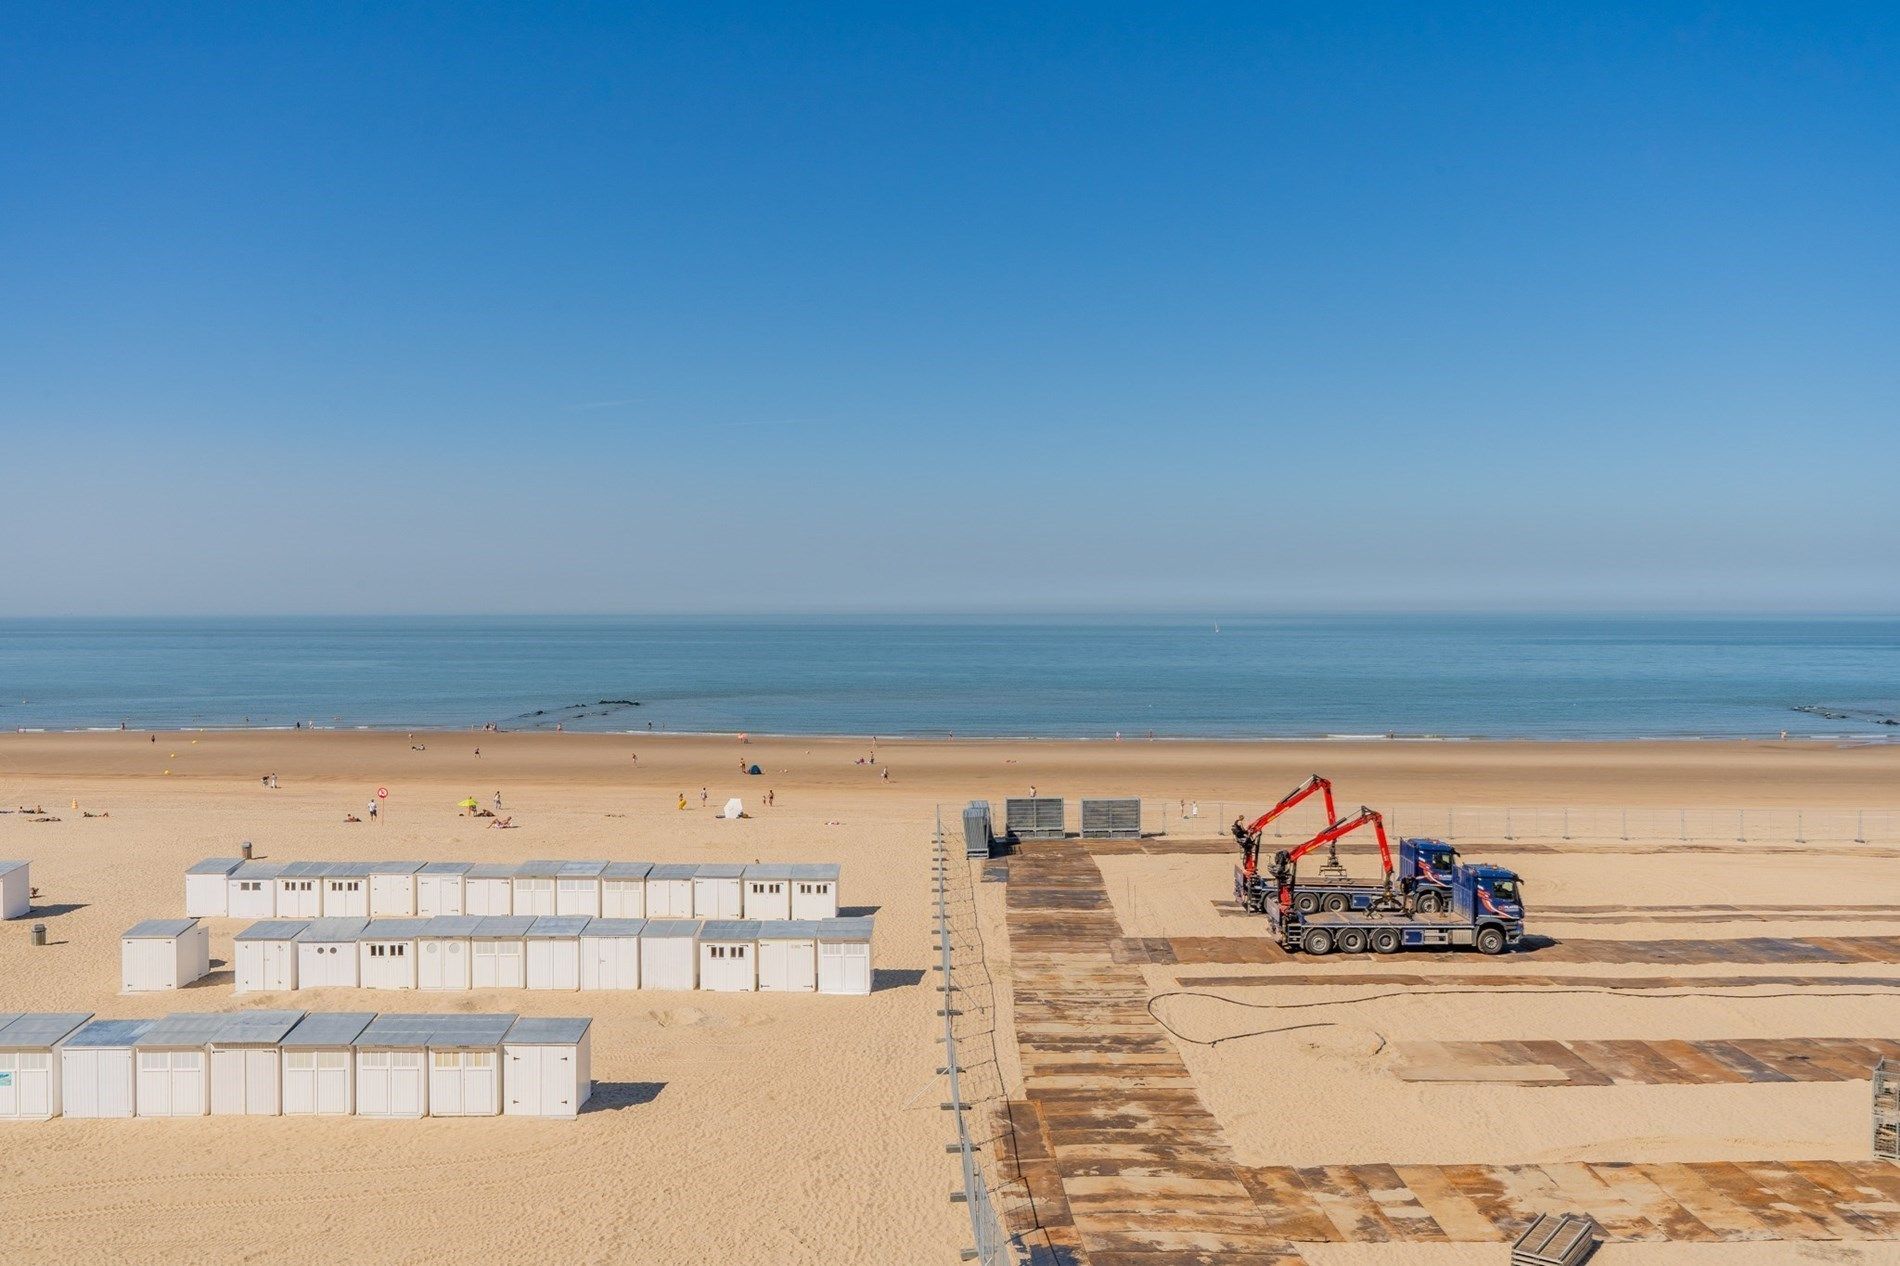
[0,616,1895,740]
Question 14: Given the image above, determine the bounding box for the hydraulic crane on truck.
[1230,775,1337,880]
[1261,806,1405,915]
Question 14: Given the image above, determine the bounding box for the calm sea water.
[0,616,1895,739]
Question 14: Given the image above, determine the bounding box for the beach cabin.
[817,917,875,995]
[692,863,745,919]
[133,1013,225,1117]
[227,861,286,919]
[281,1012,374,1116]
[415,861,471,917]
[0,1013,91,1120]
[742,864,794,920]
[503,1018,593,1119]
[357,918,428,990]
[183,858,242,917]
[638,920,701,990]
[295,917,368,988]
[274,860,330,918]
[369,861,424,916]
[698,920,760,992]
[322,862,373,918]
[60,1018,153,1118]
[470,916,533,988]
[526,916,588,990]
[353,1013,517,1119]
[789,863,842,920]
[599,861,651,918]
[0,861,26,920]
[121,918,211,993]
[511,862,560,916]
[644,864,696,917]
[417,916,482,991]
[555,861,607,917]
[579,919,643,990]
[351,1015,431,1118]
[210,1010,304,1116]
[463,863,518,916]
[757,920,819,992]
[233,920,304,993]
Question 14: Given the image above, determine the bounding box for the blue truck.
[1278,837,1464,915]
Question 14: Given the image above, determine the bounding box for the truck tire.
[1476,925,1506,955]
[1293,892,1321,915]
[1372,928,1401,954]
[1322,893,1349,913]
[1337,928,1369,954]
[1414,891,1444,913]
[1303,929,1334,956]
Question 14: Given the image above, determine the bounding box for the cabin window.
[18,1053,48,1071]
[140,1053,166,1071]
[318,1052,347,1070]
[286,1052,315,1071]
[433,1052,459,1069]
[467,1051,493,1068]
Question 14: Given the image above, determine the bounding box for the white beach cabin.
[274,861,329,918]
[322,862,373,918]
[121,918,211,993]
[817,917,875,996]
[295,917,368,988]
[369,861,425,916]
[470,916,533,988]
[227,860,286,919]
[183,858,243,917]
[210,1010,304,1116]
[417,916,482,991]
[643,864,696,917]
[281,1011,375,1116]
[526,916,588,990]
[463,863,518,916]
[357,918,428,990]
[511,862,560,916]
[0,1012,91,1120]
[789,863,842,920]
[555,860,607,917]
[0,861,26,920]
[503,1017,593,1119]
[133,1013,226,1117]
[60,1018,154,1118]
[742,864,794,920]
[692,863,745,919]
[638,919,701,990]
[233,919,304,993]
[353,1013,517,1119]
[757,920,819,992]
[697,920,760,992]
[351,1014,431,1119]
[599,861,651,918]
[579,918,643,990]
[415,861,471,916]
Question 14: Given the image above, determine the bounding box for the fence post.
[1504,808,1512,841]
[1562,808,1571,841]
[1858,810,1866,845]
[1795,810,1805,845]
[1621,808,1628,842]
[1737,809,1746,844]
[1680,809,1687,843]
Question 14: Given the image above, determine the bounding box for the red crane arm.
[1243,775,1336,837]
[1282,806,1393,878]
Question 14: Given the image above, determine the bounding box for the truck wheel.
[1476,926,1506,955]
[1303,929,1334,956]
[1322,893,1349,913]
[1415,891,1443,913]
[1372,928,1401,954]
[1293,892,1320,915]
[1337,929,1368,954]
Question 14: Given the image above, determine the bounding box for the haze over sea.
[2,616,1895,741]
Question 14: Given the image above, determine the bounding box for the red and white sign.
[376,787,389,800]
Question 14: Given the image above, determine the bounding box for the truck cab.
[1398,837,1460,910]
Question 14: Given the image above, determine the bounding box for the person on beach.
[766,789,775,806]
[1028,784,1036,798]
[700,787,708,807]
[367,799,378,823]
[494,791,502,811]
[881,767,890,781]
[677,793,687,810]
[474,747,481,758]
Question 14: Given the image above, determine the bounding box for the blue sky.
[3,3,1895,615]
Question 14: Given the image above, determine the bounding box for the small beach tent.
[60,1018,153,1118]
[417,916,482,991]
[183,858,243,917]
[132,1013,226,1117]
[503,1017,593,1119]
[322,862,373,918]
[742,864,795,920]
[698,920,760,992]
[789,863,841,920]
[0,860,29,920]
[369,861,425,917]
[638,919,701,990]
[281,1012,374,1116]
[0,1012,91,1119]
[511,861,560,916]
[357,918,429,990]
[121,918,211,993]
[415,861,472,917]
[210,1010,304,1116]
[722,797,744,819]
[579,918,643,990]
[817,917,875,995]
[599,861,652,918]
[756,920,819,992]
[470,916,533,988]
[555,860,608,918]
[526,916,588,990]
[463,863,518,916]
[295,917,368,988]
[691,863,745,919]
[274,860,330,918]
[644,864,696,918]
[233,919,304,993]
[227,860,286,919]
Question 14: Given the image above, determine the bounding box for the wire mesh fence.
[1144,802,1899,846]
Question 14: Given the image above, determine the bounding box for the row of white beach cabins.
[0,1010,591,1121]
[186,858,841,922]
[124,914,876,995]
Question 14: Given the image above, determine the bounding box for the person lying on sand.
[31,816,61,823]
[344,813,361,823]
[82,811,109,818]
[489,816,514,829]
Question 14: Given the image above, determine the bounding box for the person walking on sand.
[766,789,774,807]
[367,799,378,824]
[881,767,890,781]
[474,747,481,759]
[494,791,502,811]
[677,792,687,811]
[700,787,708,807]
[1028,784,1036,798]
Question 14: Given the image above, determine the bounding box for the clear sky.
[3,4,1895,615]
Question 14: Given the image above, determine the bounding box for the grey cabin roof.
[602,861,652,879]
[294,917,370,942]
[693,862,745,880]
[66,1018,156,1048]
[817,916,875,942]
[638,919,702,939]
[368,861,424,875]
[134,1013,236,1048]
[277,860,334,879]
[527,916,591,937]
[464,863,521,879]
[756,920,825,939]
[581,918,646,938]
[212,1011,306,1045]
[327,861,376,877]
[743,863,797,881]
[235,919,308,941]
[417,915,484,937]
[788,863,840,882]
[231,860,288,879]
[360,918,432,939]
[185,857,243,876]
[125,918,198,939]
[354,1012,518,1048]
[471,915,536,937]
[699,919,762,941]
[646,863,697,881]
[0,860,29,877]
[556,860,607,877]
[280,1012,376,1048]
[0,1012,93,1047]
[503,1017,591,1045]
[513,859,565,878]
[419,861,473,875]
